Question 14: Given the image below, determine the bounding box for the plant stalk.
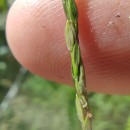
[62,0,92,130]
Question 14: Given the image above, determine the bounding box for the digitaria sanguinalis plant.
[62,0,92,130]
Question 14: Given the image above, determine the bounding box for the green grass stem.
[62,0,93,130]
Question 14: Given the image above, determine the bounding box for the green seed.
[65,20,75,51]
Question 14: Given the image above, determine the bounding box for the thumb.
[6,0,130,94]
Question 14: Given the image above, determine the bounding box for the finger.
[6,0,130,94]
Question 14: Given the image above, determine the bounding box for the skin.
[6,0,130,94]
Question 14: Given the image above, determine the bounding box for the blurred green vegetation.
[0,0,130,130]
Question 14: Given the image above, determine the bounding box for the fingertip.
[6,0,130,94]
[6,0,72,84]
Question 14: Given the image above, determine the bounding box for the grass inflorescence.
[62,0,93,130]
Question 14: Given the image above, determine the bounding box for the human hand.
[6,0,130,94]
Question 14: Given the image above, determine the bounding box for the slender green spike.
[73,43,80,66]
[62,0,78,21]
[70,43,80,80]
[67,0,78,20]
[62,0,93,130]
